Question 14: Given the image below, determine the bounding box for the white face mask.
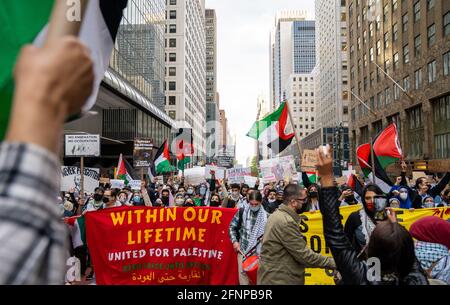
[175,199,184,206]
[268,198,276,203]
[250,205,261,212]
[399,193,408,201]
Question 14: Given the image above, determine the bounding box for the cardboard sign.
[259,155,296,182]
[133,138,153,168]
[183,167,205,185]
[205,165,226,179]
[227,167,252,183]
[110,179,125,189]
[65,134,100,157]
[60,166,100,193]
[128,180,142,190]
[301,149,318,172]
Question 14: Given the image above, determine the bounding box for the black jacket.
[319,187,428,285]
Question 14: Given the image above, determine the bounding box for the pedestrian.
[262,189,279,214]
[102,189,121,209]
[338,185,358,206]
[422,195,435,208]
[316,146,428,285]
[410,173,450,209]
[304,184,320,212]
[117,190,131,206]
[410,216,450,249]
[257,184,335,285]
[209,193,221,207]
[175,193,185,207]
[441,189,450,206]
[83,187,105,214]
[229,191,268,285]
[222,183,242,208]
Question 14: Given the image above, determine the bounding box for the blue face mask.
[200,187,207,196]
[133,196,141,203]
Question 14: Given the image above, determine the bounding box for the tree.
[250,156,258,176]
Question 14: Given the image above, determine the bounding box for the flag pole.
[80,156,84,200]
[45,0,89,46]
[370,137,376,184]
[284,100,303,157]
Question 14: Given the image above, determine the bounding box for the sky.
[205,0,316,166]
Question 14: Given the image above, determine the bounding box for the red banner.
[85,206,239,285]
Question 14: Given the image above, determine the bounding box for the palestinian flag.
[306,171,318,184]
[246,102,294,155]
[347,174,364,197]
[115,153,132,185]
[174,128,193,170]
[154,140,173,174]
[356,143,372,178]
[0,0,128,138]
[371,123,402,193]
[66,215,86,249]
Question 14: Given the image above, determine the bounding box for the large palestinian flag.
[115,153,133,185]
[174,128,193,170]
[0,0,128,138]
[246,102,295,154]
[154,140,174,174]
[356,123,402,193]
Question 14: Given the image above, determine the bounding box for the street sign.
[65,134,100,157]
[133,138,153,168]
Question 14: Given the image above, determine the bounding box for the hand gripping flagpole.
[45,0,89,46]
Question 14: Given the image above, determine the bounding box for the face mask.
[63,201,73,211]
[346,195,355,203]
[309,191,318,198]
[133,196,141,203]
[268,198,276,203]
[200,187,207,196]
[210,200,220,207]
[93,194,103,202]
[399,193,408,201]
[185,201,194,207]
[250,205,261,212]
[187,189,194,195]
[162,197,169,204]
[175,199,184,206]
[424,201,434,208]
[102,197,110,204]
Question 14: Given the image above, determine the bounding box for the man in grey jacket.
[257,184,336,285]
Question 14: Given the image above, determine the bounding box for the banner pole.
[370,137,376,184]
[80,156,85,200]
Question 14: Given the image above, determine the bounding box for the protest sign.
[65,134,100,157]
[301,149,318,172]
[110,179,125,189]
[205,165,226,180]
[86,207,239,285]
[302,206,450,285]
[133,138,153,168]
[61,166,99,193]
[227,167,252,184]
[129,180,142,190]
[259,155,296,182]
[243,176,258,188]
[183,167,205,185]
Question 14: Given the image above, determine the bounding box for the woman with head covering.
[410,216,450,249]
[421,195,435,208]
[389,197,401,209]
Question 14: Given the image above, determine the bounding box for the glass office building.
[293,20,316,73]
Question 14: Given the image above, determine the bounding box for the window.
[403,45,409,63]
[414,2,420,22]
[364,77,368,91]
[169,38,176,48]
[393,23,398,41]
[370,72,375,86]
[363,30,367,45]
[427,0,434,10]
[394,84,400,100]
[415,68,422,89]
[168,111,176,120]
[364,54,367,67]
[384,32,389,49]
[402,13,408,32]
[385,87,392,105]
[169,10,176,19]
[169,24,176,33]
[394,53,399,70]
[444,51,450,76]
[434,133,450,158]
[376,15,381,30]
[428,24,436,47]
[369,22,374,38]
[393,0,398,11]
[403,75,410,91]
[358,37,361,50]
[168,96,176,105]
[377,92,383,109]
[383,4,389,22]
[428,60,437,83]
[376,40,381,55]
[169,81,176,91]
[169,53,176,62]
[169,0,176,5]
[370,47,374,61]
[408,106,423,129]
[414,35,421,56]
[385,59,391,75]
[169,67,176,76]
[445,12,450,36]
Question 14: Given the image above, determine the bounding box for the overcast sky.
[205,0,316,166]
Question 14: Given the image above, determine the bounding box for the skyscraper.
[165,0,206,163]
[315,0,350,129]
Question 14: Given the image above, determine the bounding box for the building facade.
[347,0,450,163]
[315,0,350,130]
[255,94,272,161]
[64,0,175,174]
[165,0,207,164]
[219,109,228,146]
